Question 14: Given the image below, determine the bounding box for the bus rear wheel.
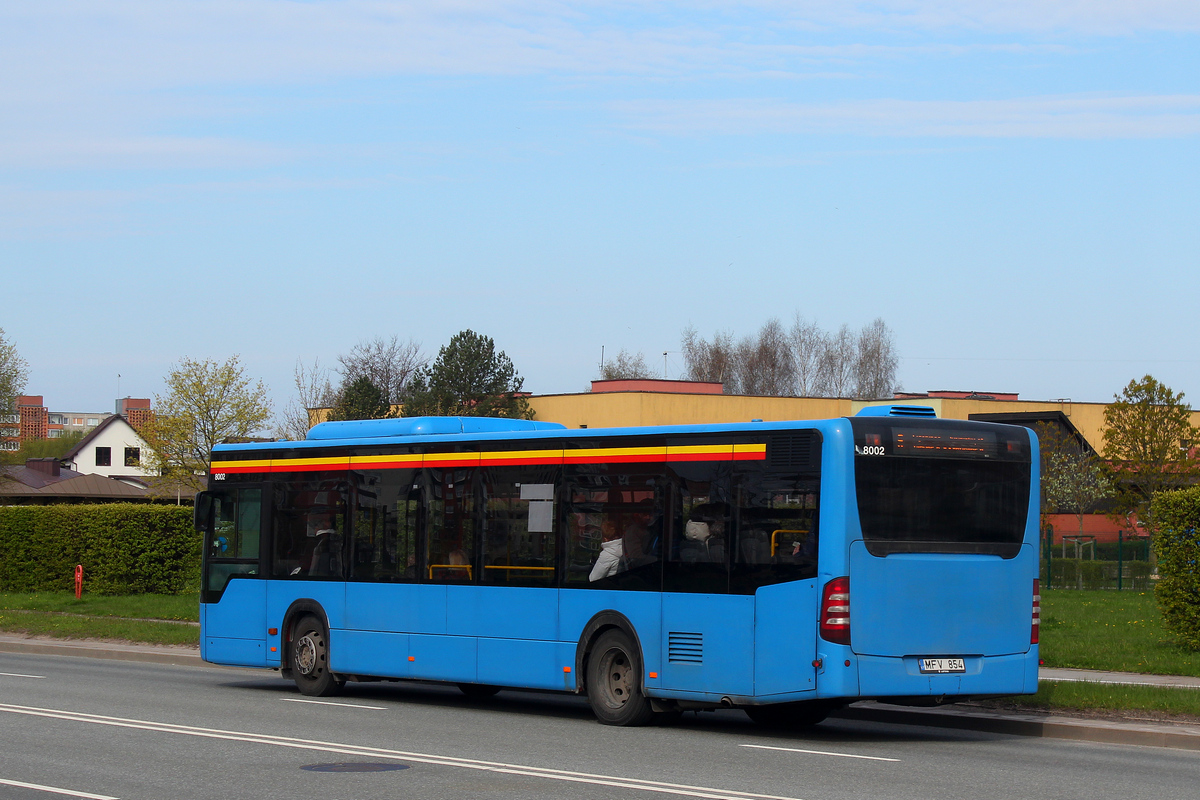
[586,630,655,726]
[291,614,344,697]
[744,700,839,728]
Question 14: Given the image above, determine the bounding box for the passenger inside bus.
[589,518,625,581]
[305,512,340,577]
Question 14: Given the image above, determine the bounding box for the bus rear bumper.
[855,651,1037,699]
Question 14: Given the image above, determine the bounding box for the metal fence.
[1041,528,1154,590]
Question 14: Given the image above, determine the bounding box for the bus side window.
[730,474,820,594]
[425,468,476,582]
[564,472,663,591]
[351,469,417,583]
[271,479,348,579]
[480,468,557,586]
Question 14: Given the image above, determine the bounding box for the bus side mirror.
[194,492,214,531]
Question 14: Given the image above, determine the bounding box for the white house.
[61,415,156,481]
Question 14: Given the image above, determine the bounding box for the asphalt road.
[0,652,1197,800]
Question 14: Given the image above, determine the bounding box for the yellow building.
[310,379,1200,457]
[527,380,1166,456]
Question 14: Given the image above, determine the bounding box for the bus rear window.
[851,419,1031,558]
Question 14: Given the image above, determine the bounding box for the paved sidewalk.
[1039,667,1200,689]
[2,633,1199,751]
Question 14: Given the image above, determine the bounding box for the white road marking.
[0,777,118,799]
[0,672,45,679]
[283,698,386,710]
[740,744,900,762]
[0,702,805,800]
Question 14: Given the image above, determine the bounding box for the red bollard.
[74,565,83,599]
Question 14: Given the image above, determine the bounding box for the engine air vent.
[855,405,937,418]
[668,632,703,664]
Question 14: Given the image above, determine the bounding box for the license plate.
[919,657,965,674]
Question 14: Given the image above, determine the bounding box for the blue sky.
[3,1,1198,417]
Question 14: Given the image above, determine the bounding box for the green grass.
[995,680,1200,719]
[0,591,199,646]
[0,610,198,646]
[0,591,199,622]
[1040,589,1200,677]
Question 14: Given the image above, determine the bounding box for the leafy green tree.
[0,327,29,414]
[0,328,30,476]
[1102,375,1200,531]
[17,431,85,460]
[400,330,532,419]
[143,355,273,490]
[327,375,391,421]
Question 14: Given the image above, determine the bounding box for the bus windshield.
[850,418,1031,557]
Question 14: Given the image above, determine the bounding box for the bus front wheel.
[586,630,655,726]
[290,614,344,697]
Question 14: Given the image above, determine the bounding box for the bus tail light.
[1031,579,1040,645]
[820,577,851,645]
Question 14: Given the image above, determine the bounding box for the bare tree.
[681,315,900,399]
[682,326,739,390]
[338,336,425,404]
[737,318,795,397]
[598,349,655,380]
[274,358,337,441]
[819,324,857,398]
[853,317,899,399]
[789,315,827,397]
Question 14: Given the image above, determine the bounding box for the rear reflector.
[820,576,851,645]
[1031,578,1040,645]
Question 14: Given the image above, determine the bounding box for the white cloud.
[611,93,1200,138]
[1,1,1195,172]
[3,0,1194,101]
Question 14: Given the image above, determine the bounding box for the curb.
[0,637,202,668]
[836,702,1200,752]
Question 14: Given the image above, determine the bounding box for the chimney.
[26,457,61,477]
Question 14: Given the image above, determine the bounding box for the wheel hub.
[601,649,632,707]
[295,634,318,675]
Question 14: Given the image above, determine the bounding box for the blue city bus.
[195,405,1040,726]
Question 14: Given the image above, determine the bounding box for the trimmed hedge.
[1151,487,1200,650]
[0,505,199,595]
[1041,559,1154,591]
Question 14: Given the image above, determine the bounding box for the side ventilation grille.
[668,632,703,664]
[768,431,820,469]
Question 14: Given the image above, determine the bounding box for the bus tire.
[586,630,655,726]
[291,614,344,697]
[744,700,839,728]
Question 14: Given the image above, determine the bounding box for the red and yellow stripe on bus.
[210,442,767,476]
